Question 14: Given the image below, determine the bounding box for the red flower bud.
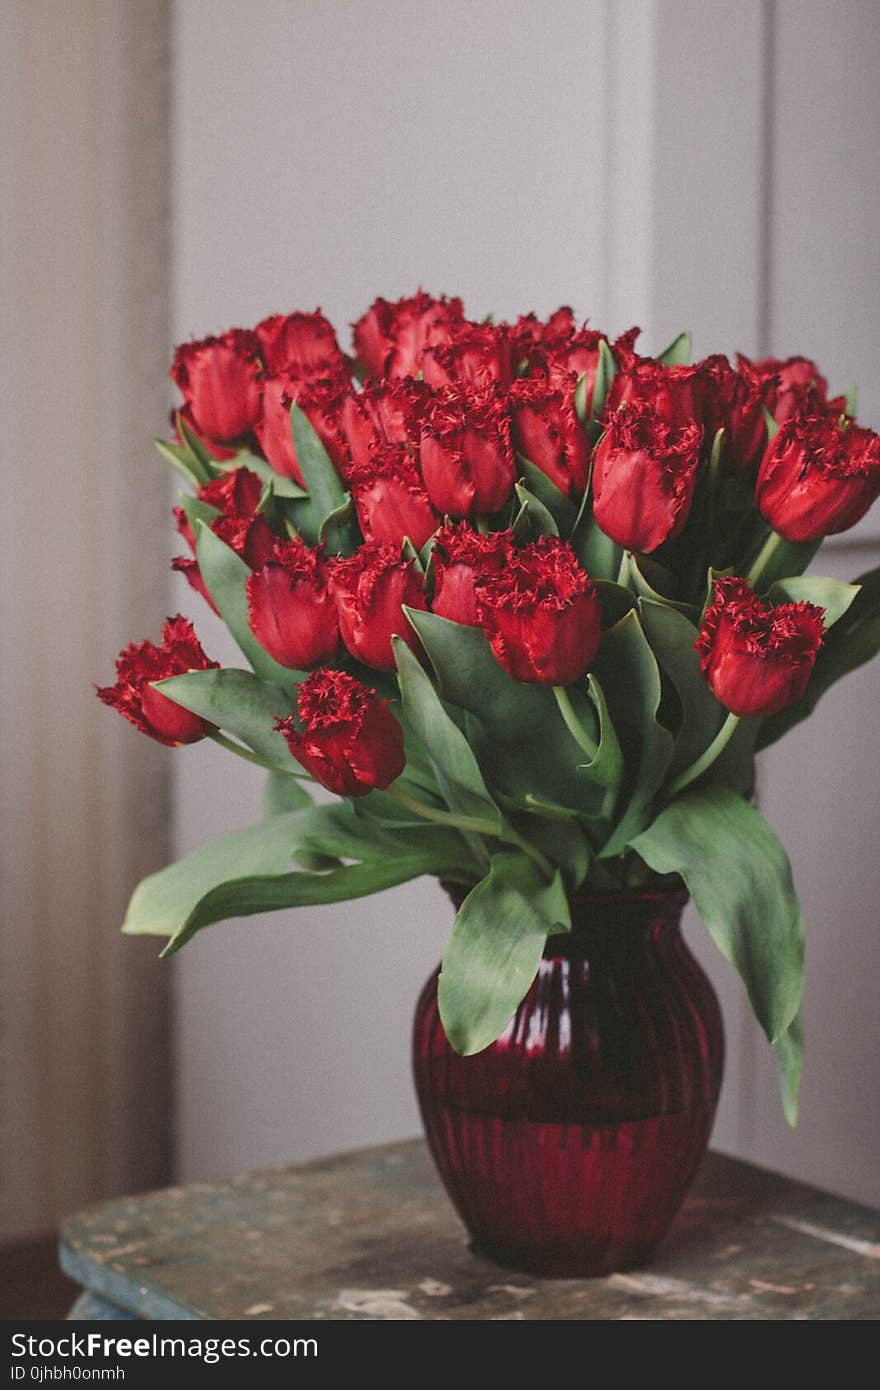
[420,322,514,390]
[97,616,219,746]
[431,522,513,626]
[349,443,439,550]
[756,410,880,542]
[246,539,339,670]
[275,669,405,797]
[419,385,515,517]
[752,354,843,426]
[171,330,262,444]
[699,354,775,474]
[173,467,275,609]
[606,358,700,432]
[592,402,703,552]
[695,577,825,718]
[254,373,305,485]
[174,405,237,461]
[508,374,590,496]
[331,543,426,670]
[254,310,345,376]
[339,379,430,472]
[508,307,578,367]
[353,291,465,379]
[475,536,601,685]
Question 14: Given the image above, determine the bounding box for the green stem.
[208,730,310,779]
[616,550,632,586]
[386,785,552,877]
[553,685,599,760]
[665,711,742,800]
[747,529,783,590]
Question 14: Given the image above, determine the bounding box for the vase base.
[469,1236,661,1280]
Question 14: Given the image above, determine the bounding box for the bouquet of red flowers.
[99,292,880,1121]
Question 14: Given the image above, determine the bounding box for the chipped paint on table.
[59,1141,880,1320]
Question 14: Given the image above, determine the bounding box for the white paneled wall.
[171,0,880,1204]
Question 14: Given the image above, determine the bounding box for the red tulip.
[420,322,514,390]
[339,378,430,472]
[331,543,426,671]
[288,372,353,478]
[353,291,465,379]
[756,409,880,542]
[254,372,304,485]
[275,668,405,797]
[419,385,515,517]
[696,577,825,717]
[349,442,440,550]
[751,354,844,426]
[606,357,701,432]
[254,310,345,376]
[508,306,578,367]
[431,522,513,626]
[246,539,339,670]
[171,329,262,444]
[173,467,275,610]
[97,616,219,746]
[592,402,702,552]
[508,373,590,496]
[475,536,601,685]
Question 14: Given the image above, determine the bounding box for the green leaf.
[176,491,220,532]
[122,811,308,938]
[193,522,305,686]
[513,481,559,538]
[219,451,307,498]
[160,854,451,956]
[657,331,692,366]
[844,384,858,418]
[320,492,361,557]
[749,532,822,589]
[287,403,346,543]
[570,499,622,581]
[762,404,780,443]
[516,458,578,535]
[437,854,570,1053]
[405,610,603,817]
[581,675,623,791]
[639,599,724,778]
[768,576,860,629]
[573,371,587,423]
[155,668,299,773]
[774,1008,803,1127]
[154,437,213,488]
[591,339,616,421]
[263,771,313,817]
[629,555,698,618]
[630,785,804,1044]
[393,636,502,832]
[177,412,219,473]
[592,610,674,856]
[757,563,880,750]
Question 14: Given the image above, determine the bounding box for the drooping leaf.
[159,854,457,957]
[630,785,804,1045]
[629,555,698,618]
[122,810,309,939]
[320,492,361,557]
[657,330,692,366]
[581,675,623,792]
[437,854,570,1054]
[639,598,724,778]
[773,1007,804,1127]
[593,610,674,856]
[393,637,502,832]
[155,668,299,773]
[193,522,305,686]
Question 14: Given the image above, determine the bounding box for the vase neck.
[545,889,688,958]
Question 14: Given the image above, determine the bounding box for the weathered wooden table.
[59,1139,879,1320]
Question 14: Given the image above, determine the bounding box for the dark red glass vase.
[413,889,724,1277]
